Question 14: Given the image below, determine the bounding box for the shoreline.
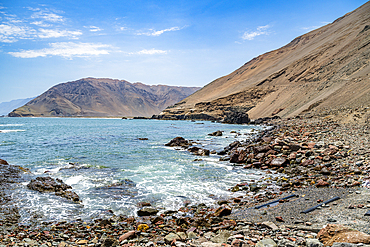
[1,115,370,246]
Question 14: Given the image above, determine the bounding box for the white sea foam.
[0,124,24,126]
[0,129,25,133]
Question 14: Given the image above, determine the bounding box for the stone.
[214,205,232,217]
[209,131,223,136]
[256,238,277,247]
[137,207,159,216]
[119,230,136,242]
[0,159,9,165]
[262,221,278,230]
[102,238,119,247]
[201,242,222,247]
[277,239,297,247]
[316,179,329,187]
[305,238,323,247]
[318,224,370,245]
[27,176,80,202]
[332,243,359,247]
[275,216,284,222]
[210,230,231,243]
[164,233,180,244]
[270,158,287,167]
[165,137,190,148]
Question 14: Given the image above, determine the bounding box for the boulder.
[165,137,190,148]
[270,158,287,167]
[27,176,80,202]
[0,159,9,165]
[137,207,159,216]
[306,239,323,247]
[214,205,232,217]
[188,146,210,156]
[208,131,223,136]
[210,230,231,243]
[256,238,277,247]
[318,224,370,246]
[164,233,180,244]
[119,230,135,242]
[223,111,250,124]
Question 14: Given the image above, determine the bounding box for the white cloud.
[31,21,51,27]
[8,42,112,58]
[38,28,82,39]
[242,25,270,40]
[85,26,102,32]
[129,48,167,55]
[31,10,64,23]
[0,23,35,42]
[137,26,182,36]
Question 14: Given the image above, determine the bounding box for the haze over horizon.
[0,0,367,103]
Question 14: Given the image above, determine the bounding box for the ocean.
[0,117,270,224]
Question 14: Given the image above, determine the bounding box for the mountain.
[155,2,370,122]
[8,78,200,117]
[0,97,35,116]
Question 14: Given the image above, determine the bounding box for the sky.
[0,0,368,103]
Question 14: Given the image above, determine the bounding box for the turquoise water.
[0,118,269,224]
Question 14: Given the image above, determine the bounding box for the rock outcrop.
[9,78,200,118]
[157,2,370,121]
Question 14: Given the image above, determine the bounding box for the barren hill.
[9,78,200,117]
[155,1,370,122]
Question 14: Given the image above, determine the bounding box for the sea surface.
[0,117,271,224]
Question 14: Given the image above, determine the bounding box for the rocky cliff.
[9,78,200,117]
[154,2,370,122]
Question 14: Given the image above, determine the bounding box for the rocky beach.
[1,111,370,247]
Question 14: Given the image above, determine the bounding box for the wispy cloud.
[242,25,270,40]
[137,26,183,36]
[31,21,52,27]
[0,23,36,43]
[38,28,82,39]
[129,48,167,55]
[8,42,112,58]
[85,26,102,32]
[29,8,64,23]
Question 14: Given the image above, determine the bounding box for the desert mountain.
[9,78,200,117]
[0,97,35,116]
[155,2,370,122]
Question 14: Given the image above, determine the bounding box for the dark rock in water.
[27,177,72,192]
[188,146,210,156]
[0,159,9,165]
[137,207,159,216]
[165,137,191,148]
[230,149,248,163]
[208,130,223,136]
[223,111,250,124]
[27,176,80,202]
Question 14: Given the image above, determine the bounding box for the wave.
[0,124,24,126]
[0,129,25,133]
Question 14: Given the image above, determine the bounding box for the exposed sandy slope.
[159,1,370,121]
[9,78,200,117]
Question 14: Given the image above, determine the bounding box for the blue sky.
[0,0,367,103]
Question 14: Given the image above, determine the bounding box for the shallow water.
[0,117,271,224]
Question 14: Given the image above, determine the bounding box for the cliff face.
[9,78,200,117]
[156,2,370,121]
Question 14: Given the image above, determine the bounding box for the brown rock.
[0,159,9,165]
[214,206,232,217]
[318,224,370,246]
[270,157,287,167]
[316,179,330,187]
[275,216,284,222]
[119,230,136,242]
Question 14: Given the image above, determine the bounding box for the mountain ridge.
[155,1,370,122]
[9,78,200,117]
